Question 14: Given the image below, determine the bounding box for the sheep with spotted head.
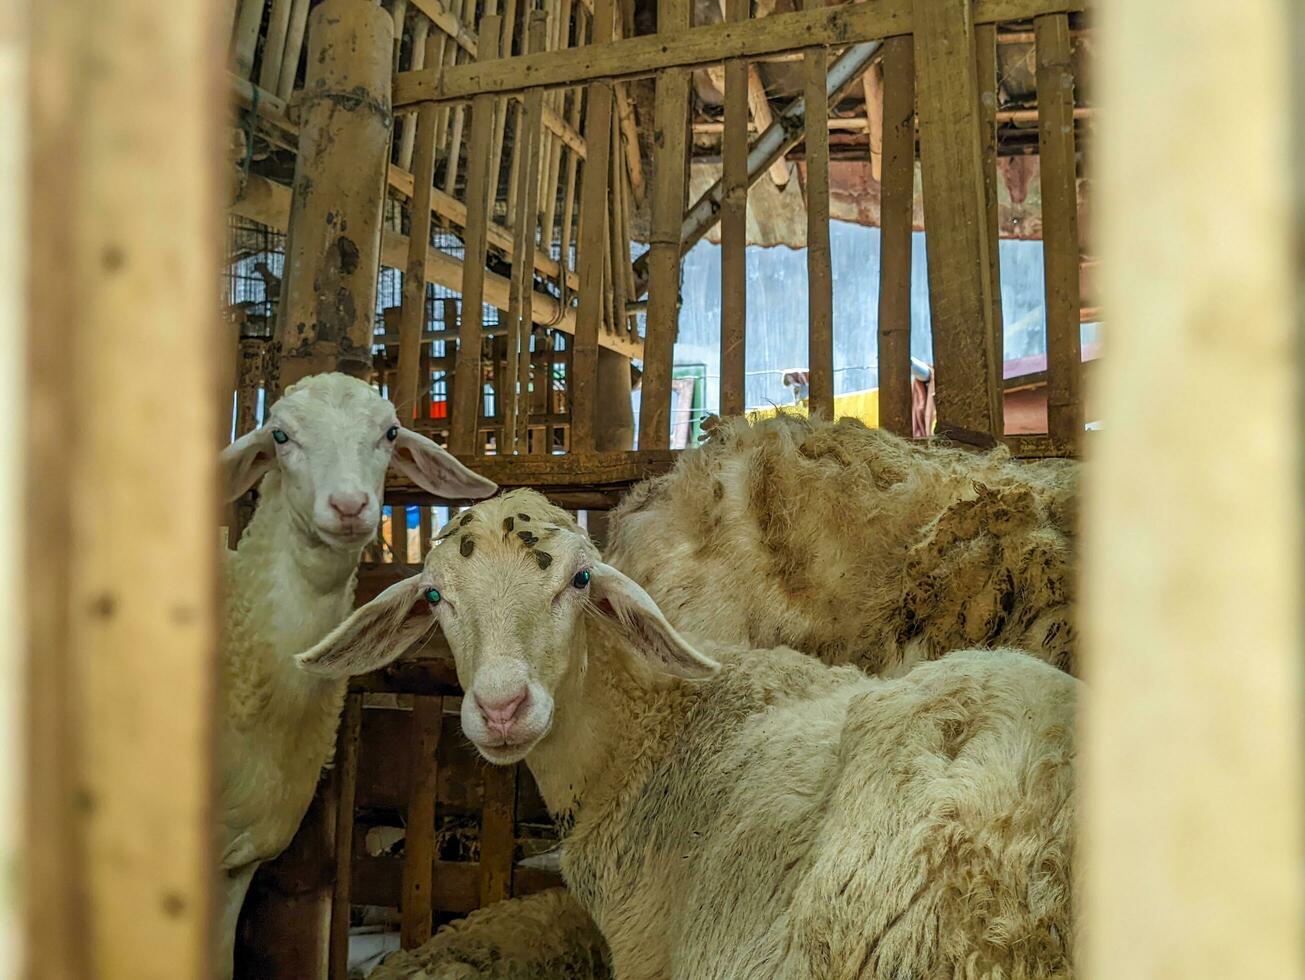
[215,372,496,980]
[606,413,1079,677]
[299,488,1078,980]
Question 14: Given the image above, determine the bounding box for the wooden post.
[876,36,913,438]
[479,764,518,906]
[719,0,748,419]
[570,0,616,453]
[396,28,442,422]
[1084,0,1304,975]
[275,0,393,390]
[861,60,884,183]
[802,9,833,420]
[327,695,362,980]
[400,696,444,947]
[638,0,691,449]
[1034,13,1081,449]
[25,0,223,974]
[450,15,504,456]
[911,0,1001,443]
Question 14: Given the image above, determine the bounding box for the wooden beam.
[1085,0,1304,974]
[385,448,678,500]
[394,0,1087,106]
[913,0,1002,439]
[409,0,479,58]
[1034,13,1081,448]
[719,0,749,419]
[395,30,442,422]
[450,14,502,456]
[478,765,519,905]
[26,0,222,971]
[400,696,443,948]
[273,1,393,390]
[570,0,617,453]
[876,35,913,437]
[327,695,362,980]
[803,10,834,420]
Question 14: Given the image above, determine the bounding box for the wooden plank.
[385,448,678,500]
[1085,0,1304,973]
[391,503,411,563]
[327,695,362,980]
[803,33,834,420]
[26,0,222,970]
[450,14,504,456]
[912,0,1001,440]
[569,0,616,453]
[400,696,444,947]
[975,22,1004,412]
[719,0,748,418]
[409,0,479,56]
[861,60,884,182]
[353,857,561,915]
[638,0,691,450]
[875,36,914,437]
[1034,13,1081,448]
[394,0,1087,105]
[396,32,442,423]
[479,764,519,905]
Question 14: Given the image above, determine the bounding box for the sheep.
[367,889,612,980]
[298,489,1078,980]
[214,372,496,980]
[606,412,1080,676]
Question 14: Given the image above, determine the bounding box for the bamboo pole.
[488,0,521,214]
[25,0,223,974]
[875,36,914,437]
[975,22,1004,407]
[231,0,268,79]
[719,0,748,418]
[400,696,444,948]
[397,15,433,169]
[440,0,477,197]
[259,0,294,95]
[326,696,362,980]
[569,0,615,453]
[274,0,393,389]
[1084,0,1304,976]
[450,14,503,455]
[478,766,519,906]
[861,60,884,182]
[802,0,833,420]
[276,0,312,99]
[638,0,691,450]
[396,28,443,422]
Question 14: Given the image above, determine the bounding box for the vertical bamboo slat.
[803,24,833,420]
[276,0,312,99]
[397,15,432,169]
[862,60,884,182]
[400,695,444,948]
[719,0,749,418]
[231,0,268,78]
[569,0,615,453]
[451,15,504,455]
[1085,0,1304,974]
[396,29,442,423]
[26,0,223,973]
[638,0,691,450]
[478,765,519,906]
[876,35,914,437]
[974,23,1004,401]
[326,695,362,980]
[259,0,294,94]
[912,0,1001,442]
[1034,13,1081,448]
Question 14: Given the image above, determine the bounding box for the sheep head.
[296,489,718,763]
[219,373,496,550]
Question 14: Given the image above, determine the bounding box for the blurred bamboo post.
[1084,0,1305,977]
[25,0,224,976]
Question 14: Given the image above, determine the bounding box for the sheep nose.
[475,689,529,736]
[328,493,369,518]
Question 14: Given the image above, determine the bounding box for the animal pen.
[15,0,1305,976]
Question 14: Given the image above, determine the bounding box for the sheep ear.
[219,427,276,503]
[296,574,436,679]
[587,562,719,679]
[390,427,497,501]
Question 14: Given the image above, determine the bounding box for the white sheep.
[298,489,1078,980]
[367,889,611,980]
[215,372,496,980]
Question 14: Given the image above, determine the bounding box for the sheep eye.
[572,569,591,589]
[386,425,399,442]
[271,429,289,445]
[424,587,441,605]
